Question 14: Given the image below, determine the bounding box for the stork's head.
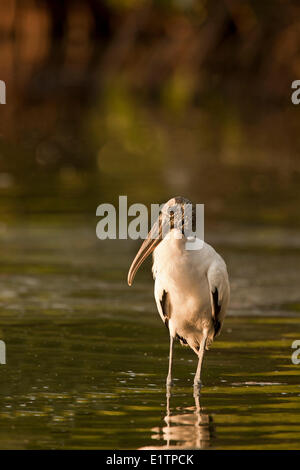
[127,196,196,286]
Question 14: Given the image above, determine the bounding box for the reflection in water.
[141,390,213,450]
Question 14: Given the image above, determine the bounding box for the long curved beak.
[127,219,161,286]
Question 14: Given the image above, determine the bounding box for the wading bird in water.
[127,197,230,389]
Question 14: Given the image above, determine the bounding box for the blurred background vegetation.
[0,0,300,227]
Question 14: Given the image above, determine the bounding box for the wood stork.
[127,197,230,389]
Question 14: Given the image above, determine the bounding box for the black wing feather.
[212,288,221,337]
[160,290,171,328]
[160,290,188,344]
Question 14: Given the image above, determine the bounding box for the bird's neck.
[153,229,186,265]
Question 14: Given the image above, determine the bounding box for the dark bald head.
[160,196,196,236]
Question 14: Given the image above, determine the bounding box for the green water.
[0,223,299,449]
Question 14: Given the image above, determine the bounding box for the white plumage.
[128,197,230,389]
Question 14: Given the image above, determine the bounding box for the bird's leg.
[166,335,174,388]
[193,390,202,426]
[193,337,206,390]
[165,386,171,448]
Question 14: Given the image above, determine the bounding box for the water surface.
[0,223,299,449]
